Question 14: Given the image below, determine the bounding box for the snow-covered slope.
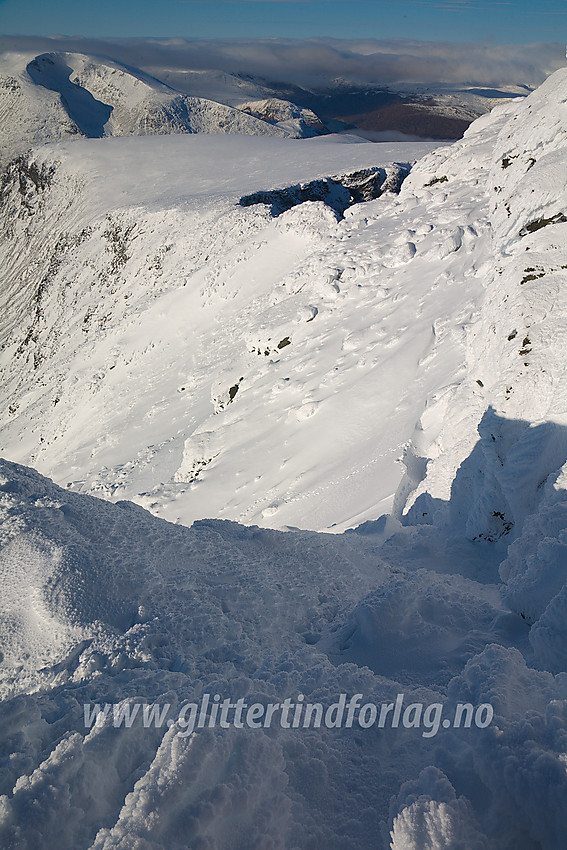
[0,50,310,165]
[0,133,438,531]
[1,69,567,540]
[2,455,567,850]
[2,63,567,850]
[399,69,567,539]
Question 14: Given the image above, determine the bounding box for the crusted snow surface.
[1,67,567,850]
[1,457,565,850]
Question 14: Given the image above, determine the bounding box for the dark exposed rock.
[238,162,412,218]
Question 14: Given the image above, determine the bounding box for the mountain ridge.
[1,63,567,850]
[0,49,321,166]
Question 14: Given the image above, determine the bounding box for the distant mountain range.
[0,47,532,166]
[0,50,324,165]
[253,78,529,141]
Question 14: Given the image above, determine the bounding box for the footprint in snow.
[294,401,320,421]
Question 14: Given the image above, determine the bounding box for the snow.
[0,50,315,166]
[0,51,81,165]
[0,455,562,850]
[1,63,567,850]
[0,132,440,532]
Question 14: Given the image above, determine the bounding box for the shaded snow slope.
[0,50,310,165]
[2,457,567,849]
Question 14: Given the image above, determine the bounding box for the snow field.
[2,68,567,849]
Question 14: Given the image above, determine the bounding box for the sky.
[0,0,566,43]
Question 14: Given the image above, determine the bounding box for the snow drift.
[1,451,567,849]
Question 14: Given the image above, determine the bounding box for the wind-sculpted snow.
[2,456,567,849]
[2,66,567,850]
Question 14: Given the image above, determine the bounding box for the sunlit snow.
[1,60,567,850]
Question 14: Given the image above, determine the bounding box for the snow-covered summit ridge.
[0,49,318,164]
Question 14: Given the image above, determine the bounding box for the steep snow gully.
[1,68,567,849]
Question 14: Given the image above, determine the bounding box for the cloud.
[0,34,564,89]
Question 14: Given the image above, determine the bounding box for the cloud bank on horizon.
[0,35,564,88]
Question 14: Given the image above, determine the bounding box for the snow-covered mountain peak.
[0,49,315,166]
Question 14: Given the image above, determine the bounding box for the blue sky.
[0,0,565,43]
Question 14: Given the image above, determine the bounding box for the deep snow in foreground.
[1,67,567,849]
[1,456,566,850]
